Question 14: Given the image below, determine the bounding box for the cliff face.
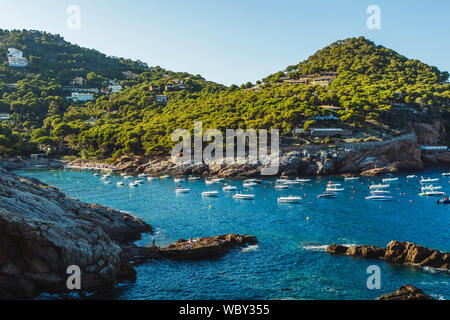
[0,168,152,299]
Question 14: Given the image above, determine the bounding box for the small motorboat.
[202,191,219,197]
[94,173,100,177]
[436,198,450,204]
[123,175,133,179]
[419,191,446,197]
[420,177,439,184]
[369,184,389,189]
[188,176,201,181]
[174,178,185,183]
[147,176,158,181]
[129,182,139,187]
[420,185,442,191]
[244,179,262,184]
[103,180,112,185]
[138,173,148,178]
[327,182,341,187]
[274,184,289,189]
[116,181,125,186]
[365,195,394,201]
[278,196,302,203]
[243,182,258,188]
[135,180,144,184]
[370,189,391,194]
[317,192,338,198]
[232,193,255,200]
[120,173,128,176]
[296,178,311,183]
[442,173,450,176]
[344,176,360,181]
[382,177,399,183]
[276,178,289,184]
[175,188,190,193]
[160,175,171,179]
[282,180,300,185]
[205,179,214,185]
[223,185,238,191]
[326,187,344,192]
[100,176,109,181]
[406,175,417,179]
[211,178,225,183]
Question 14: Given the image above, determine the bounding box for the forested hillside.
[0,31,449,159]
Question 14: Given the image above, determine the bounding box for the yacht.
[243,181,258,188]
[420,177,439,184]
[326,187,344,192]
[296,178,311,183]
[202,191,219,197]
[274,184,289,189]
[244,178,262,184]
[370,189,391,194]
[419,190,446,197]
[232,193,255,200]
[175,188,190,193]
[365,195,394,201]
[344,176,360,181]
[382,177,398,183]
[369,184,389,189]
[223,185,238,191]
[278,196,302,203]
[317,192,338,198]
[420,185,442,191]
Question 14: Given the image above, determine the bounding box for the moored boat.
[365,195,393,201]
[278,196,302,203]
[202,191,219,197]
[232,193,255,200]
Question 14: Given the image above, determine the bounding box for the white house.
[68,92,94,102]
[7,48,28,67]
[0,113,10,120]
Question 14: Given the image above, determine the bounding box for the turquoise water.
[14,168,450,300]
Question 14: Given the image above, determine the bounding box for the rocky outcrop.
[123,234,257,263]
[326,241,449,271]
[0,168,152,299]
[159,234,258,260]
[378,285,434,300]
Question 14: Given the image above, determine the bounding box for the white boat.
[205,179,214,185]
[419,191,446,197]
[138,173,148,178]
[202,191,219,197]
[188,176,201,181]
[174,178,185,183]
[244,178,262,184]
[370,189,391,194]
[211,178,225,183]
[326,187,344,192]
[123,175,133,179]
[382,177,399,183]
[420,185,442,191]
[243,182,258,188]
[365,195,394,201]
[120,173,127,176]
[369,184,389,189]
[232,193,255,200]
[147,176,158,181]
[344,176,360,181]
[160,175,171,179]
[274,184,289,189]
[317,192,338,198]
[135,180,144,184]
[406,175,417,179]
[282,180,300,185]
[116,181,125,186]
[94,173,100,177]
[223,185,238,191]
[129,182,139,187]
[276,178,289,184]
[103,180,112,185]
[175,188,190,193]
[296,178,311,183]
[278,196,302,203]
[420,177,439,184]
[100,176,108,181]
[442,172,450,176]
[327,182,341,187]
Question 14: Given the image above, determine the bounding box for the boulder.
[378,285,434,300]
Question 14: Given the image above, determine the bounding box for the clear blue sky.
[1,0,449,85]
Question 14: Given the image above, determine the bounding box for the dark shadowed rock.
[326,244,349,255]
[378,285,434,300]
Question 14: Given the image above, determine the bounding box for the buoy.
[98,187,101,190]
[129,194,132,197]
[209,205,211,208]
[306,217,309,220]
[410,200,413,203]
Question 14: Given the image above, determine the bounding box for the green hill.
[0,31,448,159]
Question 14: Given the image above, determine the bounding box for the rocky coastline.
[62,121,450,178]
[378,285,434,300]
[326,241,449,271]
[0,168,257,299]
